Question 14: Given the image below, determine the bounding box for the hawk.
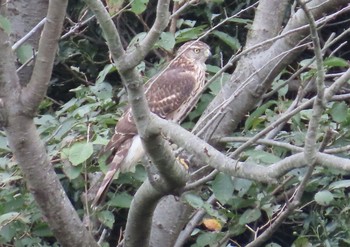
[93,41,211,205]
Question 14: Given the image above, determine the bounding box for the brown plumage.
[93,41,211,206]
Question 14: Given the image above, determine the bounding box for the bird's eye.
[193,48,200,53]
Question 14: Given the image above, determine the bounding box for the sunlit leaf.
[202,218,222,231]
[314,190,334,206]
[329,180,350,190]
[0,212,20,226]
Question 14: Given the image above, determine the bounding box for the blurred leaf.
[90,82,113,100]
[314,190,334,206]
[67,142,93,166]
[292,236,312,247]
[96,64,117,84]
[131,0,149,14]
[0,212,20,226]
[227,17,253,25]
[212,173,234,204]
[175,26,207,43]
[195,232,224,247]
[329,180,350,190]
[245,101,277,131]
[239,208,261,225]
[0,135,10,151]
[156,32,175,51]
[184,193,204,209]
[212,30,241,51]
[62,161,82,180]
[108,192,133,208]
[202,218,222,231]
[324,56,348,68]
[97,210,115,229]
[106,0,125,15]
[330,102,348,123]
[233,178,252,197]
[0,15,11,34]
[245,149,281,164]
[16,44,33,64]
[265,244,282,247]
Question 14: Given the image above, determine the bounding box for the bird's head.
[176,40,211,63]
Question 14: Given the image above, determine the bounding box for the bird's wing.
[93,68,199,206]
[146,68,197,119]
[92,109,137,206]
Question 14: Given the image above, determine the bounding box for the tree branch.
[123,0,171,69]
[20,0,68,114]
[2,1,99,246]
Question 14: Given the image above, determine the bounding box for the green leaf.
[156,32,175,51]
[97,210,115,229]
[131,0,149,14]
[212,30,241,51]
[0,212,20,226]
[175,26,207,43]
[329,180,350,190]
[324,56,349,68]
[265,243,282,247]
[90,82,113,100]
[68,142,93,166]
[212,173,234,204]
[62,161,82,180]
[108,192,133,208]
[239,208,261,225]
[96,64,117,84]
[183,193,204,209]
[245,149,281,164]
[330,102,348,123]
[233,178,252,197]
[244,101,277,131]
[0,15,11,34]
[292,236,312,247]
[16,44,33,64]
[314,190,334,206]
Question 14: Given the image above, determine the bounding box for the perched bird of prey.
[93,40,211,205]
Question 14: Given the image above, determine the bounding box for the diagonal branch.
[20,0,69,114]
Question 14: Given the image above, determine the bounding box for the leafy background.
[1,0,350,246]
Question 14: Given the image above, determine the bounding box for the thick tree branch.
[199,0,350,142]
[124,0,171,69]
[84,1,186,246]
[20,0,68,114]
[154,116,350,182]
[245,0,289,49]
[2,1,99,246]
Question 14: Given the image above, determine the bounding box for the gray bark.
[6,0,48,85]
